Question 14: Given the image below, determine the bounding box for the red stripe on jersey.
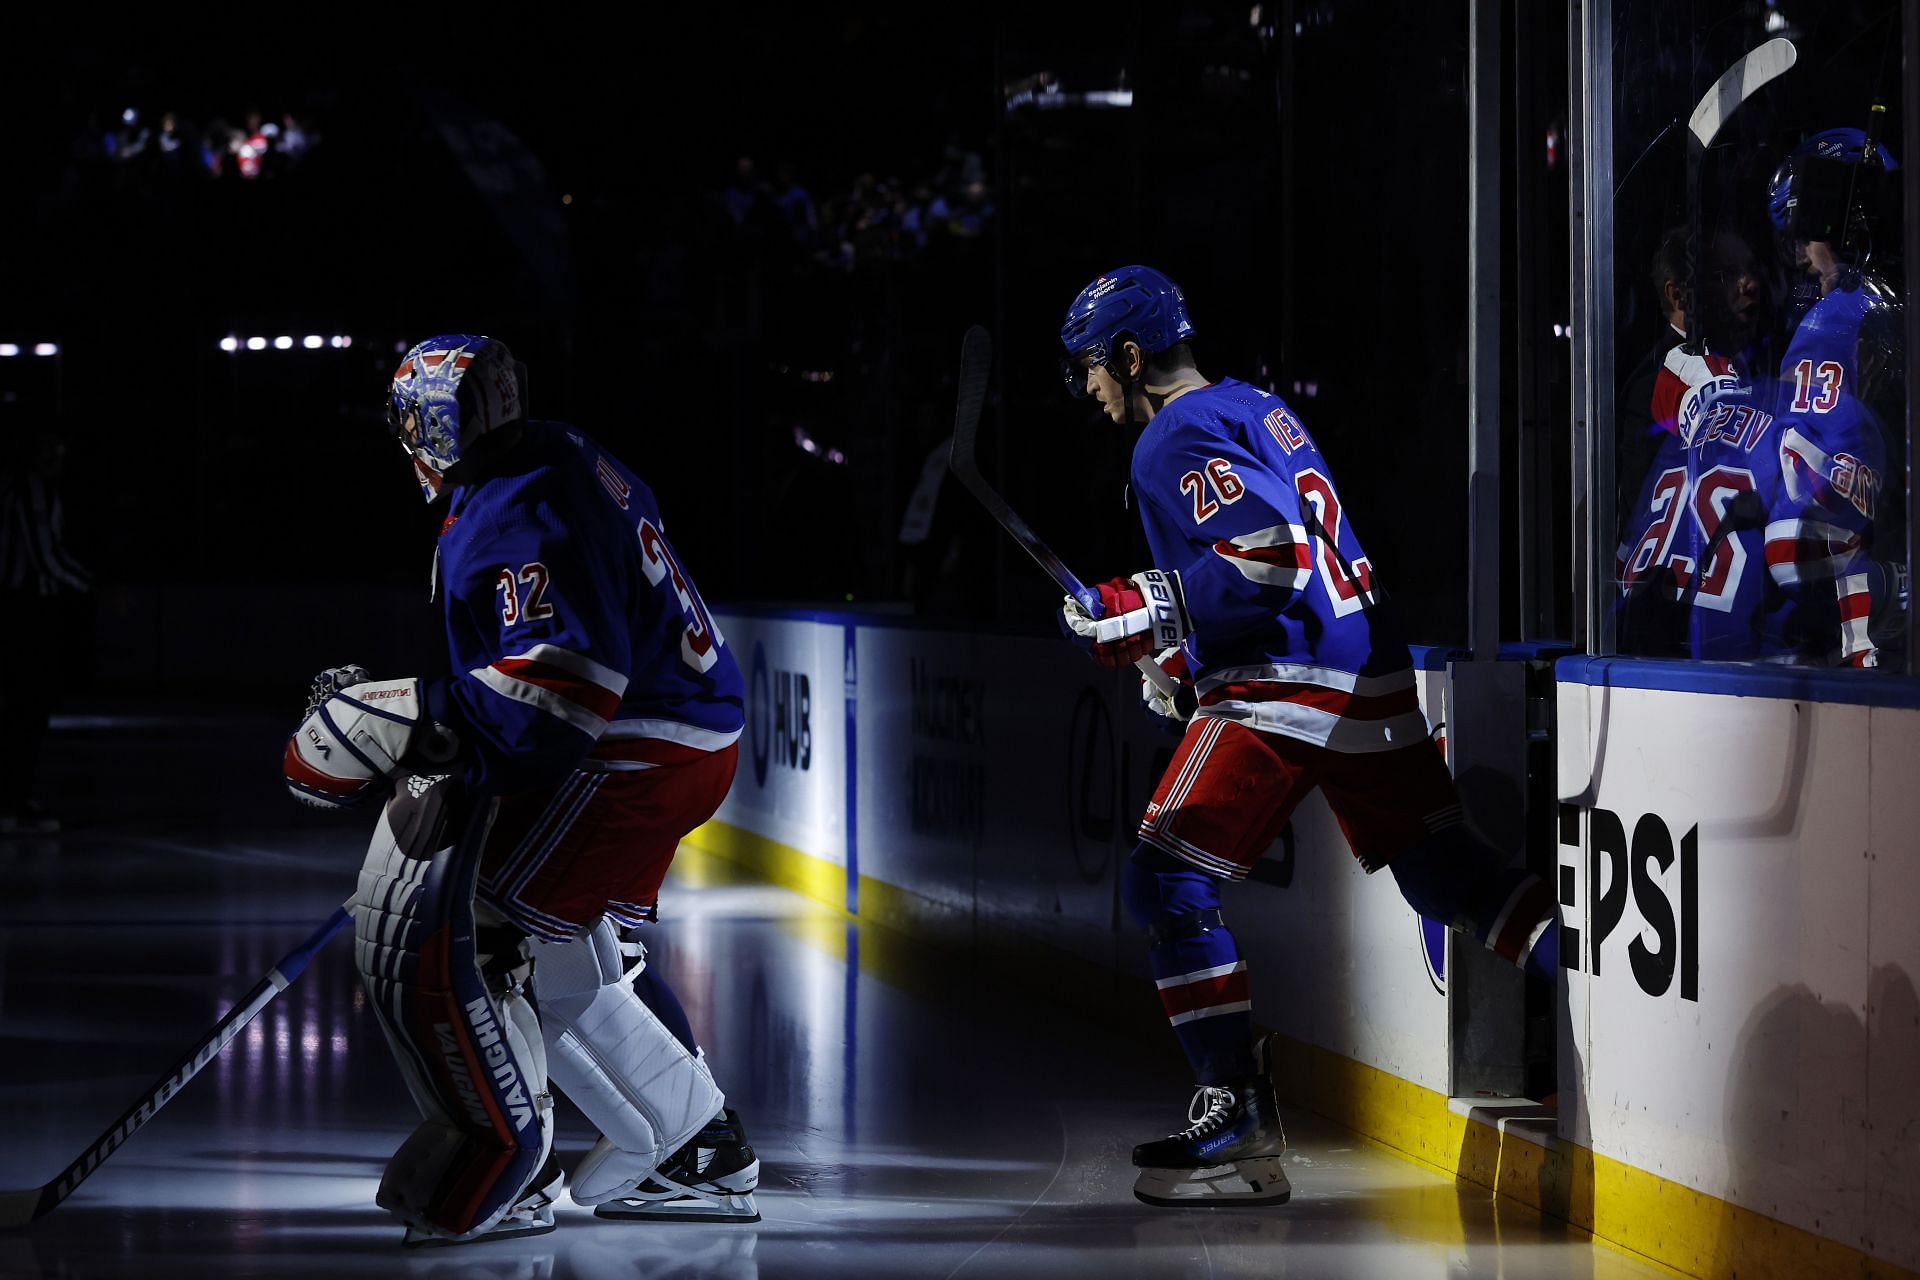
[1766,534,1858,572]
[1198,680,1420,721]
[1839,588,1871,622]
[281,738,365,796]
[1212,538,1310,570]
[1158,968,1251,1021]
[491,658,623,721]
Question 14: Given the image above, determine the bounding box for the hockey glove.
[1059,570,1190,670]
[302,664,372,717]
[283,675,461,809]
[1142,646,1198,727]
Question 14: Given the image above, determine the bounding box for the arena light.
[33,343,58,357]
[0,344,18,358]
[247,336,267,351]
[219,336,239,352]
[303,335,324,349]
[273,335,293,350]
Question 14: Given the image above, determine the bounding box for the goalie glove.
[302,664,372,717]
[1142,646,1198,727]
[283,674,461,809]
[1060,569,1190,670]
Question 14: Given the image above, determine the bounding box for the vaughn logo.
[436,994,536,1132]
[749,641,813,787]
[1561,805,1699,1002]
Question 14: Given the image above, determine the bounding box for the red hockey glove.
[1059,570,1190,669]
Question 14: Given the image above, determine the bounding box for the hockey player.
[1619,127,1906,665]
[282,334,759,1243]
[1056,266,1561,1207]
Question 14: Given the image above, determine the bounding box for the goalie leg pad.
[348,777,554,1242]
[530,918,724,1206]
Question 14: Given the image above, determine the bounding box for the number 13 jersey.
[427,421,745,794]
[1132,378,1426,753]
[1617,284,1888,666]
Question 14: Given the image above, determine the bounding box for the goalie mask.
[388,334,527,501]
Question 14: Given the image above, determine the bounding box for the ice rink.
[0,712,1672,1279]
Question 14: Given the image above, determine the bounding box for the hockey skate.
[402,1151,564,1247]
[593,1108,761,1224]
[1132,1045,1289,1208]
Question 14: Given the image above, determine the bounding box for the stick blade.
[0,1187,49,1230]
[1689,38,1796,147]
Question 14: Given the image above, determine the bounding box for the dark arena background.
[0,4,1915,1278]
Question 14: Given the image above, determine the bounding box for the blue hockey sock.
[631,962,699,1056]
[1150,927,1257,1084]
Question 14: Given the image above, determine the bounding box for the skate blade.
[595,1192,760,1224]
[1133,1157,1291,1208]
[402,1215,559,1247]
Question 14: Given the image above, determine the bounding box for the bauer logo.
[748,642,812,788]
[1560,805,1699,1002]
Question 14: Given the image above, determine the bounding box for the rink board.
[693,609,1920,1276]
[1556,660,1920,1275]
[699,609,1449,1091]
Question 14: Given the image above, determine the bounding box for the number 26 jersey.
[1132,378,1425,753]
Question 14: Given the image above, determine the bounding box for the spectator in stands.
[771,162,817,248]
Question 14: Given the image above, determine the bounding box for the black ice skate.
[594,1107,761,1224]
[1132,1051,1289,1207]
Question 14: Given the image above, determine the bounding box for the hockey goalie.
[282,334,757,1245]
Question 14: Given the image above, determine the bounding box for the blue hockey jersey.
[1616,285,1888,665]
[1133,378,1425,752]
[424,422,744,794]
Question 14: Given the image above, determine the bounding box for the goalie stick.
[1684,37,1797,354]
[0,904,353,1228]
[947,325,1181,698]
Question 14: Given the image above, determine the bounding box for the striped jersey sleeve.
[1137,423,1315,644]
[1773,416,1886,666]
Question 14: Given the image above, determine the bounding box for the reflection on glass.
[1608,1,1906,669]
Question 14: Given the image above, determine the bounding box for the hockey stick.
[0,904,353,1228]
[947,325,1181,697]
[1684,38,1797,353]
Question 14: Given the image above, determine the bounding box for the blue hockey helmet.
[387,334,525,501]
[1768,127,1899,238]
[1059,265,1196,398]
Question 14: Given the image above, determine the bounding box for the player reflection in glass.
[1056,266,1561,1208]
[1617,126,1906,665]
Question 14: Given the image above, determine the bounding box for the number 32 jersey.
[1133,378,1425,753]
[425,421,745,794]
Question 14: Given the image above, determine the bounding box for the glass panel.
[1606,0,1907,669]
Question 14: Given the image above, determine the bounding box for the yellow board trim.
[680,818,1916,1280]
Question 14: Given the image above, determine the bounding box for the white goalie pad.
[348,778,554,1241]
[530,919,724,1206]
